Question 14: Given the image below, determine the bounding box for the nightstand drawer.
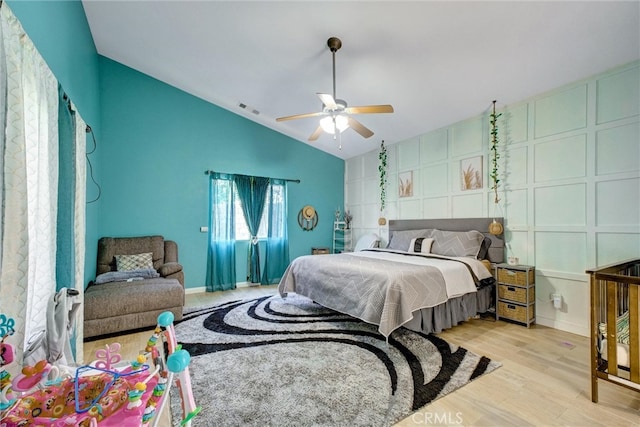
[498,267,535,286]
[498,284,534,304]
[497,301,535,323]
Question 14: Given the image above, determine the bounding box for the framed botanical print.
[399,171,413,197]
[461,156,483,190]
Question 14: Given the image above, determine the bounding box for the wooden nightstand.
[311,247,330,255]
[495,263,535,327]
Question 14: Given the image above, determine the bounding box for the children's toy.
[0,314,17,412]
[0,311,200,426]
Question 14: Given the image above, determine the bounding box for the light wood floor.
[84,286,640,426]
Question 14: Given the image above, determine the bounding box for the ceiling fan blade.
[308,125,323,141]
[317,93,338,110]
[276,111,325,122]
[345,105,394,115]
[348,117,374,139]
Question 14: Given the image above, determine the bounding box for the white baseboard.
[536,316,588,337]
[236,281,253,288]
[185,286,206,294]
[184,281,256,294]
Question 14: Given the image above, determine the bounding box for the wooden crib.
[587,258,639,402]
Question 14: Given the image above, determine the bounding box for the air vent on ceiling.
[238,102,260,115]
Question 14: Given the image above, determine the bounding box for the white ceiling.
[82,1,640,160]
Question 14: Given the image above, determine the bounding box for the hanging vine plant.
[489,100,502,204]
[378,140,388,211]
[378,140,388,225]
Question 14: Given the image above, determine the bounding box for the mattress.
[600,339,630,369]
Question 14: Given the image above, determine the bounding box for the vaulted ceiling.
[82,1,640,159]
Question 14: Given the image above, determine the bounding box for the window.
[232,183,285,241]
[209,175,286,241]
[207,173,289,289]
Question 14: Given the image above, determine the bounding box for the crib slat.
[630,284,639,383]
[588,259,640,402]
[590,273,600,402]
[606,280,618,377]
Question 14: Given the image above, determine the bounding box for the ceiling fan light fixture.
[276,37,393,142]
[320,114,349,134]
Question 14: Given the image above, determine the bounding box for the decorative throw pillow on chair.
[115,252,153,271]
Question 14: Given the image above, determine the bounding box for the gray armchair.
[84,235,185,339]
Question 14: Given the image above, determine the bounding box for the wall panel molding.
[345,60,640,337]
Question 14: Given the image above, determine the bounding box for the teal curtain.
[205,173,236,291]
[234,175,269,283]
[261,180,289,284]
[56,85,75,291]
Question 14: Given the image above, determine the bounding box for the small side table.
[311,247,330,255]
[495,263,536,327]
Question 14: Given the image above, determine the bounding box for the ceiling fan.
[276,37,394,142]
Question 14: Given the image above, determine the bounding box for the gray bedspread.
[278,250,487,338]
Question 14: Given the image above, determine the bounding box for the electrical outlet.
[200,226,208,233]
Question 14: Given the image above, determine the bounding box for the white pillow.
[354,233,381,251]
[408,237,434,254]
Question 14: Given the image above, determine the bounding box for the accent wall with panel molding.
[345,60,639,337]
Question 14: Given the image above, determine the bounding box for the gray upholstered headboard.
[388,217,505,263]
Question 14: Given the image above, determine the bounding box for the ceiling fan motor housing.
[327,37,342,52]
[324,99,347,113]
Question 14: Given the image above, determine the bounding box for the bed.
[587,259,639,402]
[279,218,504,337]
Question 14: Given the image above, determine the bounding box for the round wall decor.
[298,205,318,231]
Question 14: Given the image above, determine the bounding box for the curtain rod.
[204,170,300,184]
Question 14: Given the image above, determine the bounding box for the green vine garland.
[378,140,388,211]
[489,101,502,204]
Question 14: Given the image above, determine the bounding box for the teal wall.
[6,0,343,289]
[98,57,344,288]
[7,0,102,284]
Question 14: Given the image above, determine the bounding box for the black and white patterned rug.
[170,294,500,427]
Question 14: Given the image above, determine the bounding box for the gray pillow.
[430,229,485,258]
[387,229,432,251]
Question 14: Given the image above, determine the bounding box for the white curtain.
[0,4,85,365]
[72,102,86,363]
